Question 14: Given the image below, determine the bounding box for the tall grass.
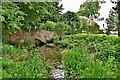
[2,44,49,78]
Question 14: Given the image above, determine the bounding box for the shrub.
[98,30,104,34]
[54,40,74,48]
[54,22,68,40]
[64,45,119,78]
[56,35,120,61]
[96,40,120,63]
[56,34,120,78]
[14,38,36,49]
[43,21,56,31]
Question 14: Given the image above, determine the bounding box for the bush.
[42,21,56,31]
[55,34,120,78]
[14,38,36,49]
[96,40,120,63]
[54,22,68,40]
[64,45,119,78]
[54,40,74,48]
[98,30,104,34]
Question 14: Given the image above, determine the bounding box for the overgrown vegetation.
[1,0,120,79]
[2,44,49,78]
[56,34,120,78]
[64,46,119,78]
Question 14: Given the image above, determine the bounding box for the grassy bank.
[1,34,120,78]
[55,34,120,78]
[2,44,49,78]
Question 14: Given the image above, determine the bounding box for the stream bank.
[5,29,66,79]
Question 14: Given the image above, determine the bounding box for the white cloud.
[59,0,86,13]
[99,0,115,18]
[59,0,116,29]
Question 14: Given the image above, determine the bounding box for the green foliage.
[55,34,120,78]
[65,34,119,43]
[2,44,29,61]
[1,2,63,34]
[54,22,68,40]
[2,36,12,44]
[61,11,81,34]
[89,22,100,34]
[54,40,74,48]
[77,1,101,34]
[61,11,80,22]
[80,17,100,34]
[64,45,119,78]
[2,44,49,78]
[78,1,101,18]
[1,1,120,78]
[14,38,36,49]
[2,56,49,78]
[2,37,37,49]
[98,30,104,34]
[1,2,26,34]
[17,2,62,31]
[43,21,56,31]
[96,40,120,63]
[0,57,2,79]
[106,9,118,31]
[105,29,111,35]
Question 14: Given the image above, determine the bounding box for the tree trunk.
[118,1,120,37]
[118,22,120,36]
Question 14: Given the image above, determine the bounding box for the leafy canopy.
[78,1,101,18]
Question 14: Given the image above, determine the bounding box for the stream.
[51,64,64,79]
[39,44,65,79]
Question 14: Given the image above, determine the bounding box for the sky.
[59,0,116,29]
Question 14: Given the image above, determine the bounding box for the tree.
[54,22,68,40]
[106,9,118,32]
[60,11,81,34]
[91,0,120,36]
[109,0,120,36]
[117,1,120,36]
[87,0,120,36]
[17,2,63,32]
[80,16,100,34]
[90,22,100,34]
[77,0,101,34]
[80,16,89,33]
[77,0,101,18]
[0,2,26,34]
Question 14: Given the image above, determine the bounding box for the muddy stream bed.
[39,44,65,79]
